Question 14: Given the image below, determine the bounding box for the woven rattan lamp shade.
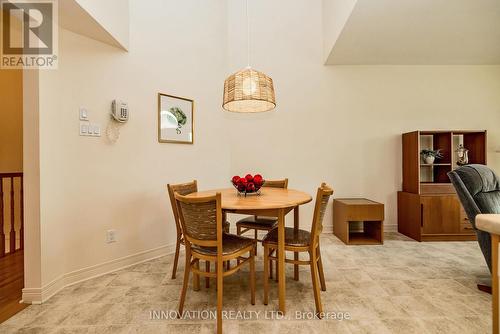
[223,67,276,113]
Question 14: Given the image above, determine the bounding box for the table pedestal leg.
[294,206,299,281]
[278,208,286,314]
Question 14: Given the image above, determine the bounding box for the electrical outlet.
[106,229,117,243]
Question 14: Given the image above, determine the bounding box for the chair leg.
[275,250,279,282]
[254,229,258,256]
[477,284,492,294]
[178,245,191,316]
[263,244,269,305]
[250,248,256,305]
[309,248,323,316]
[237,226,241,265]
[269,251,273,280]
[224,221,230,270]
[193,259,200,291]
[216,259,223,334]
[205,261,210,289]
[171,238,181,279]
[294,251,299,281]
[317,246,326,291]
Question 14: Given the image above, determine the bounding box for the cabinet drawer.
[460,208,467,221]
[460,221,474,233]
[459,205,474,233]
[420,183,455,194]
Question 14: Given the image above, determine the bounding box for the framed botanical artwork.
[158,93,194,144]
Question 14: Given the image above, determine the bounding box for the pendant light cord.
[246,0,250,68]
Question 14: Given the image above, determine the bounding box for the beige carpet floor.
[0,232,492,333]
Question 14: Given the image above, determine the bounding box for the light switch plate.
[80,122,101,137]
[79,107,88,121]
[93,125,101,136]
[79,122,89,135]
[90,124,101,137]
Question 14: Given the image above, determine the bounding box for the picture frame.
[158,93,194,144]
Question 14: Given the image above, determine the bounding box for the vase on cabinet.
[424,156,435,164]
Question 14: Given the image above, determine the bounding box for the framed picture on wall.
[158,93,194,144]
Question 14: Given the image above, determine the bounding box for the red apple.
[245,174,253,182]
[237,184,246,192]
[232,175,241,184]
[246,182,255,192]
[239,177,247,185]
[253,175,263,185]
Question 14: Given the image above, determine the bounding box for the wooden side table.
[333,198,384,245]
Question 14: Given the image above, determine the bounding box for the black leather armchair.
[448,164,500,275]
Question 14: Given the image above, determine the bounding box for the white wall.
[325,0,500,65]
[75,0,129,49]
[30,0,500,296]
[36,0,229,288]
[226,0,500,231]
[23,69,42,298]
[322,0,358,63]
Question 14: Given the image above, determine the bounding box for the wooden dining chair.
[236,178,288,278]
[236,178,289,250]
[262,183,333,316]
[167,181,229,285]
[175,192,256,334]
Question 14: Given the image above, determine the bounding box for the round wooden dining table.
[187,187,312,314]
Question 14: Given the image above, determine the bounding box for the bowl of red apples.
[231,174,264,196]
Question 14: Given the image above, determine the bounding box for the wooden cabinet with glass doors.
[398,130,487,241]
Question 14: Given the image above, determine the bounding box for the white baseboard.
[384,223,397,232]
[22,243,176,304]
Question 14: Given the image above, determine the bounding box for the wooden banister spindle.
[0,177,4,257]
[20,175,24,250]
[9,177,16,253]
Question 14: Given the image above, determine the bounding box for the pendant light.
[223,0,276,113]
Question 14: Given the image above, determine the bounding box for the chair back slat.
[178,200,218,240]
[310,183,333,246]
[167,181,198,236]
[256,179,288,220]
[263,178,288,189]
[175,192,222,248]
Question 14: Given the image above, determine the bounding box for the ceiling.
[58,0,128,51]
[325,0,500,65]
